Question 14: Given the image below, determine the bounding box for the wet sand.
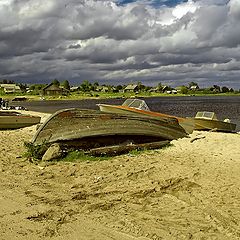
[0,111,240,240]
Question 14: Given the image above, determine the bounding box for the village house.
[175,86,183,92]
[210,85,221,92]
[95,86,109,92]
[70,86,80,92]
[42,83,69,96]
[148,87,159,93]
[124,84,139,93]
[0,84,22,94]
[162,85,172,93]
[189,85,199,91]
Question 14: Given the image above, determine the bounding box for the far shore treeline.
[0,79,240,99]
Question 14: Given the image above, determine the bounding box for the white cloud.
[172,0,198,19]
[0,0,13,7]
[0,0,239,88]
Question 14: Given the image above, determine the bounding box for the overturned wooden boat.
[191,112,236,132]
[32,108,187,148]
[98,99,194,134]
[0,111,41,129]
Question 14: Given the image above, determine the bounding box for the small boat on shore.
[98,99,194,134]
[0,111,41,129]
[32,108,187,148]
[191,111,236,132]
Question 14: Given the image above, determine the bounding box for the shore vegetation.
[1,79,240,101]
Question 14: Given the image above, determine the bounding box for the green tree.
[188,82,199,88]
[62,80,70,90]
[1,79,15,84]
[92,82,99,91]
[116,85,123,91]
[29,84,46,91]
[80,80,92,92]
[157,83,163,92]
[180,86,188,94]
[212,85,221,92]
[221,86,229,93]
[18,83,27,92]
[52,79,60,86]
[137,81,146,91]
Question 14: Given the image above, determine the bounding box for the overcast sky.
[0,0,240,88]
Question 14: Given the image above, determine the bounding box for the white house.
[0,84,21,94]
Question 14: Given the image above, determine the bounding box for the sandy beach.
[0,111,240,240]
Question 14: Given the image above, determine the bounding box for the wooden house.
[70,86,80,92]
[124,84,139,92]
[96,86,109,92]
[0,84,21,94]
[42,83,69,96]
[189,85,199,91]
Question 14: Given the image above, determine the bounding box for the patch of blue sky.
[116,0,188,8]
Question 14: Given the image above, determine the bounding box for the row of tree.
[0,79,239,94]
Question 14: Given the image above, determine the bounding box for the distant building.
[175,86,183,92]
[189,85,199,91]
[70,86,80,92]
[96,86,109,92]
[124,84,139,92]
[148,87,159,92]
[211,85,221,92]
[112,87,119,93]
[0,84,21,94]
[42,83,69,96]
[162,85,171,93]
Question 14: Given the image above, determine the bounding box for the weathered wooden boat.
[32,108,187,148]
[191,112,236,132]
[0,111,41,129]
[98,99,194,134]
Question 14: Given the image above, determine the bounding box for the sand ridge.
[0,111,240,239]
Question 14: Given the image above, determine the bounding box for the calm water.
[12,96,240,131]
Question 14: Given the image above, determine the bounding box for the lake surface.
[12,96,240,131]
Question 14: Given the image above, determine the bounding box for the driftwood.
[87,140,170,157]
[190,136,206,143]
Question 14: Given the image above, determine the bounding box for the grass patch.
[23,141,50,162]
[23,140,172,164]
[128,142,172,156]
[61,150,111,162]
[23,142,111,163]
[128,149,145,156]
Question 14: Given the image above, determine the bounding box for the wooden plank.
[87,140,170,156]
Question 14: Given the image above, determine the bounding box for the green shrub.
[24,141,49,161]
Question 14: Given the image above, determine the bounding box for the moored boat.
[191,111,236,132]
[0,111,41,129]
[32,108,187,147]
[98,99,194,134]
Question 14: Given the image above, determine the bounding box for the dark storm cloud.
[0,0,240,88]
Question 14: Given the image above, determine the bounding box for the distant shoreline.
[1,92,240,102]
